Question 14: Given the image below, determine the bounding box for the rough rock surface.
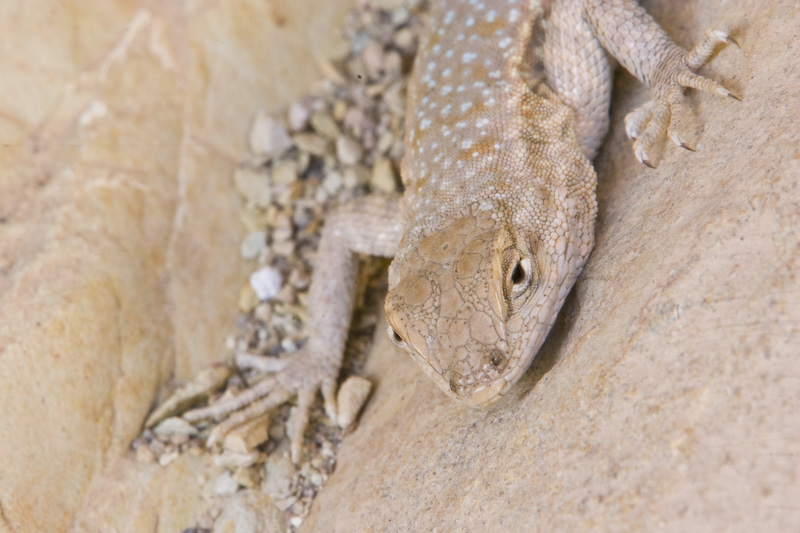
[0,0,356,531]
[304,1,800,531]
[1,0,798,532]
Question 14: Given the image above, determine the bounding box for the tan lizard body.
[186,0,736,462]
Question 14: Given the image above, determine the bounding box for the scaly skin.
[183,0,736,462]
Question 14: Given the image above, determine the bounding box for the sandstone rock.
[0,1,358,531]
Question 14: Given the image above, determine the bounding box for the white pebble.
[152,417,198,441]
[213,471,240,496]
[322,170,344,194]
[249,267,283,301]
[234,166,271,208]
[249,112,293,158]
[370,157,397,193]
[240,231,266,260]
[287,101,309,131]
[336,136,363,165]
[337,375,372,428]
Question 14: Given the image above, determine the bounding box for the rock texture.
[0,0,355,531]
[1,0,798,532]
[304,1,800,531]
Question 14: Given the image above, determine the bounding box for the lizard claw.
[625,28,738,166]
[184,347,340,464]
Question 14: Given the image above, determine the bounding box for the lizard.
[184,0,737,463]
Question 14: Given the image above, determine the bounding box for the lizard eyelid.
[387,324,406,347]
[506,254,535,299]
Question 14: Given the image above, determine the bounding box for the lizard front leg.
[184,193,405,464]
[584,0,738,166]
[545,0,738,165]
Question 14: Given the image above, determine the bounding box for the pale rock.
[287,101,310,132]
[322,170,344,195]
[336,376,373,428]
[213,450,262,469]
[263,452,296,501]
[249,112,293,158]
[249,267,283,301]
[238,284,259,313]
[223,414,271,455]
[157,449,180,467]
[270,158,299,185]
[336,135,363,165]
[240,231,266,260]
[394,27,415,51]
[152,417,199,441]
[234,166,272,208]
[213,471,240,496]
[292,132,331,156]
[332,99,348,121]
[370,156,398,193]
[233,467,261,490]
[310,111,341,140]
[383,50,403,79]
[362,40,386,80]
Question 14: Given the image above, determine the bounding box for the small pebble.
[287,102,309,132]
[362,41,386,80]
[249,112,293,158]
[322,170,343,195]
[240,231,266,260]
[310,112,341,140]
[394,27,415,51]
[336,136,363,165]
[234,166,271,208]
[292,133,330,156]
[158,448,180,467]
[213,450,261,469]
[153,417,199,441]
[337,375,373,428]
[249,267,283,301]
[263,453,296,501]
[332,100,348,122]
[370,156,398,193]
[214,471,240,496]
[271,159,299,185]
[234,467,261,490]
[238,284,259,313]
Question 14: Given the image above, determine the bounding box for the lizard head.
[385,197,594,406]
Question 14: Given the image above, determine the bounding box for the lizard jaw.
[458,378,509,407]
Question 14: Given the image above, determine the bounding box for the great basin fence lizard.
[180,0,736,463]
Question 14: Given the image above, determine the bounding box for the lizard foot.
[183,348,340,464]
[624,29,739,167]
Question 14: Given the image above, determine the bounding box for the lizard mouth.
[455,377,509,407]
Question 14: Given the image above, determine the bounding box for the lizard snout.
[445,347,510,405]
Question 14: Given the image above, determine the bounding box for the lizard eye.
[387,325,405,347]
[508,256,534,298]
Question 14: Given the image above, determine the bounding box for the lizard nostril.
[490,349,506,367]
[449,376,459,393]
